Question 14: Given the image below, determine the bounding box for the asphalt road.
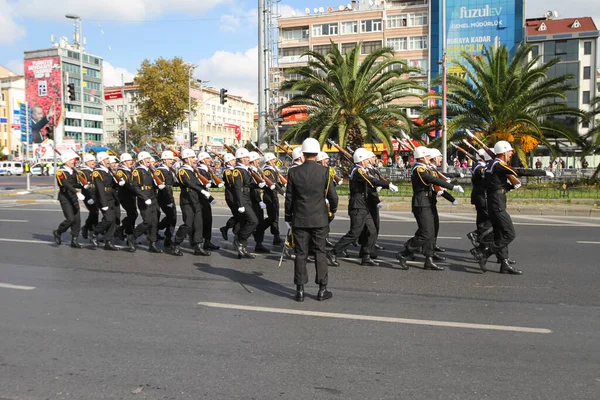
[0,175,53,190]
[0,203,599,399]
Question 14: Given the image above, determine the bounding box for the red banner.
[281,105,308,122]
[104,91,123,100]
[224,124,242,141]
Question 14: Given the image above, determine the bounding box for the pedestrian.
[582,159,589,169]
[535,158,542,169]
[53,150,84,248]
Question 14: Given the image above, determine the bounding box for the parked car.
[0,161,24,176]
[30,163,56,176]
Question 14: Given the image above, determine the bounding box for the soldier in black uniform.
[220,153,238,241]
[262,152,285,246]
[249,151,270,253]
[358,151,385,258]
[155,150,178,249]
[467,149,494,258]
[129,151,162,253]
[171,149,211,257]
[90,152,119,251]
[327,148,398,267]
[197,152,221,251]
[231,148,259,259]
[109,156,122,233]
[285,138,338,302]
[472,141,553,274]
[53,150,84,248]
[115,153,137,251]
[316,151,342,249]
[397,147,464,270]
[79,153,98,243]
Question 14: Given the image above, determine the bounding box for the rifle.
[272,139,293,158]
[250,141,288,186]
[54,148,89,186]
[223,143,237,155]
[464,131,521,187]
[451,143,476,162]
[326,139,353,162]
[131,143,163,186]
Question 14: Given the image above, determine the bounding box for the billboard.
[24,56,64,145]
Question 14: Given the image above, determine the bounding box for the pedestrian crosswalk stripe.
[0,282,36,290]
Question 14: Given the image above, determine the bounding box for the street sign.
[0,117,7,124]
[104,91,123,100]
[19,103,30,134]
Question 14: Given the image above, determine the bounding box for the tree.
[134,57,198,141]
[581,96,600,179]
[421,43,583,165]
[118,116,149,150]
[278,42,425,150]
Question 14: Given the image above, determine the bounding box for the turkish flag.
[235,126,241,141]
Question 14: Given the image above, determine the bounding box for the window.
[409,12,428,27]
[340,21,358,34]
[531,45,539,58]
[312,23,338,37]
[408,36,428,50]
[584,41,592,55]
[106,118,115,124]
[65,118,81,127]
[583,91,590,104]
[281,46,308,57]
[68,77,81,87]
[282,28,309,40]
[386,14,407,28]
[84,81,101,91]
[361,40,382,55]
[408,59,428,75]
[313,44,332,56]
[66,104,81,112]
[84,106,102,115]
[387,37,407,51]
[84,68,101,78]
[584,66,591,79]
[85,120,102,129]
[361,19,382,33]
[555,40,567,55]
[62,63,80,74]
[341,42,357,55]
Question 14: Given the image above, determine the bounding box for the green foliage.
[580,96,600,179]
[134,57,198,141]
[278,41,425,150]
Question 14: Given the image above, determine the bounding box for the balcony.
[278,55,310,65]
[387,0,428,9]
[279,37,309,46]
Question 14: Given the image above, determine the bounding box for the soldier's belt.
[241,188,250,193]
[141,186,153,190]
[104,187,113,191]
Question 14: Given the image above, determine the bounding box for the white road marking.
[0,238,50,244]
[0,219,28,222]
[577,241,600,244]
[0,282,36,290]
[197,302,552,334]
[328,232,461,240]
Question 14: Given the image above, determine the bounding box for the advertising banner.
[24,56,64,145]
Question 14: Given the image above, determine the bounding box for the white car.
[30,163,56,176]
[0,161,24,176]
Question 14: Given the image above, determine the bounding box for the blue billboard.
[430,0,524,78]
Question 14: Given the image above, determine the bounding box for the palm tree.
[581,96,600,179]
[278,42,425,150]
[420,43,583,164]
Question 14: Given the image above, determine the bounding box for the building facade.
[0,66,25,157]
[103,83,139,146]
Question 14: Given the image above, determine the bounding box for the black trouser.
[293,226,329,286]
[201,201,213,242]
[158,200,177,241]
[119,198,138,235]
[175,202,203,246]
[134,199,158,242]
[489,209,515,261]
[264,197,280,237]
[475,204,493,248]
[235,205,259,243]
[406,206,435,257]
[432,203,440,246]
[95,205,117,241]
[252,201,265,245]
[224,198,238,233]
[359,204,380,253]
[333,208,377,256]
[57,196,81,238]
[83,203,98,234]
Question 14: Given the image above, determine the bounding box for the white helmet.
[291,147,303,160]
[316,152,329,162]
[429,148,442,158]
[236,148,250,159]
[263,152,276,163]
[301,138,320,153]
[493,140,513,155]
[96,151,110,163]
[248,151,261,162]
[137,151,151,162]
[83,154,95,163]
[181,149,196,159]
[366,151,376,159]
[120,153,133,162]
[224,153,236,163]
[61,150,79,164]
[198,151,211,161]
[413,146,429,160]
[161,151,174,160]
[109,156,118,164]
[353,148,369,163]
[478,148,492,161]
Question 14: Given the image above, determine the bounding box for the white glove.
[201,190,211,199]
[101,206,108,211]
[87,199,95,205]
[158,184,166,190]
[388,183,398,192]
[211,199,217,205]
[513,183,522,190]
[337,179,343,185]
[325,199,330,205]
[259,201,267,209]
[283,193,286,198]
[376,202,384,209]
[83,184,90,189]
[258,182,266,189]
[446,178,452,183]
[452,185,465,193]
[218,183,224,188]
[459,173,465,178]
[205,182,212,189]
[118,179,126,186]
[145,199,152,205]
[545,171,555,178]
[285,221,292,230]
[237,207,245,213]
[167,203,174,208]
[437,190,444,197]
[76,192,85,201]
[452,200,459,205]
[376,186,383,192]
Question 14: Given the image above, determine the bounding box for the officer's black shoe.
[295,285,304,302]
[473,248,489,272]
[374,243,385,250]
[272,236,283,246]
[81,226,88,240]
[401,248,415,261]
[325,239,335,248]
[424,257,444,271]
[204,241,220,250]
[157,233,165,241]
[396,252,409,270]
[170,244,184,257]
[361,255,379,266]
[495,258,516,265]
[70,238,83,249]
[317,286,333,301]
[499,260,523,275]
[467,231,479,248]
[432,252,446,262]
[220,226,229,241]
[470,247,482,262]
[104,240,119,251]
[193,244,210,256]
[149,242,163,254]
[89,231,98,248]
[433,245,446,252]
[307,255,316,263]
[339,250,348,258]
[254,244,270,253]
[53,230,61,245]
[326,251,339,267]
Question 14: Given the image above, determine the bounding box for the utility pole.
[258,0,266,146]
[122,73,127,153]
[66,14,85,157]
[441,0,448,173]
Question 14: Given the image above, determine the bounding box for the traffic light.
[67,83,76,101]
[220,88,228,105]
[190,132,197,147]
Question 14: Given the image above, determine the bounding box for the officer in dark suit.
[285,138,339,302]
[115,153,137,250]
[220,153,238,241]
[79,153,98,243]
[155,150,179,248]
[90,152,119,251]
[232,148,259,259]
[53,150,84,248]
[130,151,162,253]
[398,147,463,270]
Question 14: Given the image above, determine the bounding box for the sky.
[0,0,598,104]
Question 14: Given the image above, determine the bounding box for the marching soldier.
[248,151,270,253]
[115,153,137,251]
[90,152,119,251]
[171,149,211,257]
[197,152,221,251]
[290,147,304,168]
[262,152,284,246]
[155,151,178,248]
[396,147,464,270]
[316,151,342,249]
[79,153,98,243]
[108,155,122,237]
[53,150,84,248]
[231,148,259,258]
[285,138,338,302]
[327,148,398,267]
[468,149,494,259]
[358,151,385,258]
[220,153,238,241]
[129,151,162,253]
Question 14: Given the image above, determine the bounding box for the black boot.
[326,251,339,267]
[401,248,415,261]
[317,285,333,301]
[104,240,119,251]
[467,231,479,248]
[193,244,210,256]
[374,243,385,250]
[473,248,489,272]
[236,241,255,259]
[164,237,173,249]
[361,255,379,266]
[204,241,220,250]
[307,255,316,263]
[170,244,184,256]
[499,259,523,275]
[433,244,446,252]
[81,225,88,240]
[149,242,163,253]
[254,243,270,253]
[220,226,228,241]
[125,234,136,252]
[53,230,62,245]
[432,252,446,262]
[424,256,444,271]
[396,252,409,270]
[325,238,334,248]
[273,235,283,246]
[496,258,516,265]
[295,285,304,302]
[89,231,98,248]
[70,237,83,249]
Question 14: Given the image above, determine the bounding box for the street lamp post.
[65,14,85,157]
[441,0,448,173]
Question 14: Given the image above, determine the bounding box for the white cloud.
[219,8,258,33]
[196,47,258,104]
[0,0,26,45]
[102,61,136,86]
[278,4,304,19]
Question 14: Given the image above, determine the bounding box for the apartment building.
[0,66,25,156]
